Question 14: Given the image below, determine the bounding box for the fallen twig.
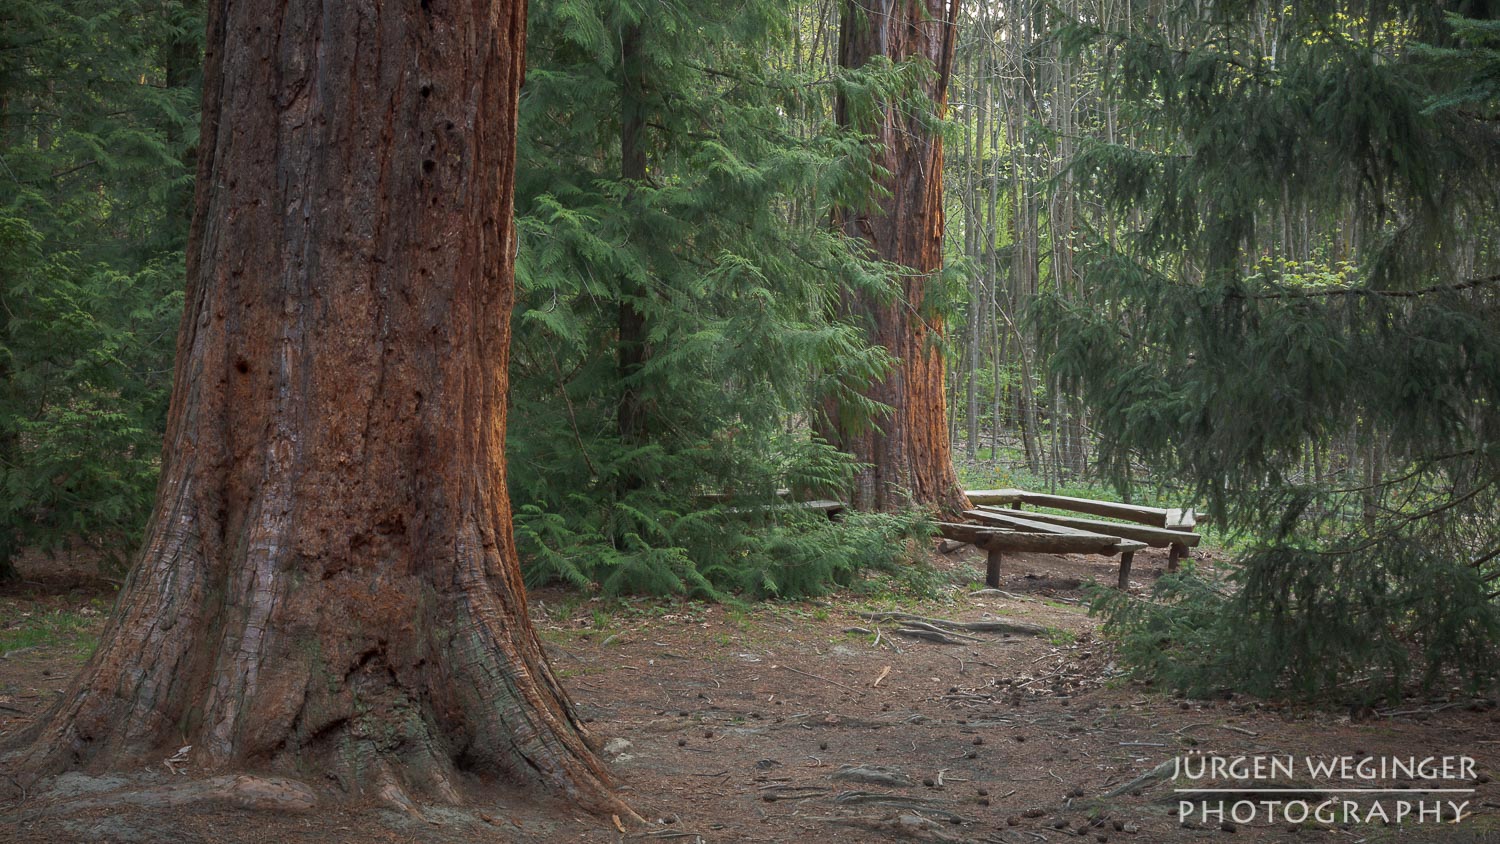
[1174,722,1259,737]
[1218,724,1260,736]
[776,664,859,693]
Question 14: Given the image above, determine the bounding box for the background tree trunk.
[832,0,969,514]
[617,22,649,458]
[9,0,626,812]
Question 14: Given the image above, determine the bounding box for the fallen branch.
[970,588,1029,601]
[759,784,830,802]
[776,664,859,692]
[1174,722,1260,737]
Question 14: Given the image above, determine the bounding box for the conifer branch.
[686,63,836,91]
[1236,273,1500,300]
[1322,449,1478,494]
[1471,545,1500,571]
[1320,478,1496,557]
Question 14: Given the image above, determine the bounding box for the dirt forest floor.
[2,546,1498,843]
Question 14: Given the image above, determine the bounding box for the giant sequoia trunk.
[832,0,968,514]
[9,0,625,812]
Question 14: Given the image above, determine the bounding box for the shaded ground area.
[3,545,1497,842]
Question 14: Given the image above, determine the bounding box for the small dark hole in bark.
[234,358,250,374]
[422,160,436,174]
[420,84,432,98]
[444,120,454,132]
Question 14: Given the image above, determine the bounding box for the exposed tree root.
[829,791,970,825]
[25,774,317,818]
[1099,760,1176,798]
[830,764,916,787]
[857,611,1046,637]
[817,812,973,842]
[892,628,969,644]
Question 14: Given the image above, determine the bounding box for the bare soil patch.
[3,546,1497,843]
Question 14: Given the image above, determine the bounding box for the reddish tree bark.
[8,0,627,812]
[832,0,969,514]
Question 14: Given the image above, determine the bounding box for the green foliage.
[0,0,198,575]
[519,503,933,600]
[508,0,930,595]
[1093,550,1500,702]
[0,597,106,659]
[1048,1,1500,699]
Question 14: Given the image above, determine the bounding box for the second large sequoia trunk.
[832,0,969,514]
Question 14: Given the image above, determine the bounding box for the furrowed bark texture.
[833,0,969,515]
[9,0,624,811]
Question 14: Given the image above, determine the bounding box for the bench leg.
[985,545,1004,588]
[1117,550,1134,590]
[1168,543,1184,571]
[1011,502,1022,511]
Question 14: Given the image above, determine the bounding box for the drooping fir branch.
[1230,272,1500,299]
[1040,2,1500,699]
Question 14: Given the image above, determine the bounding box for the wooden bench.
[974,505,1201,568]
[722,500,846,520]
[966,488,1200,569]
[938,513,1148,590]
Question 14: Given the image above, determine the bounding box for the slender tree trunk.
[0,45,19,582]
[832,0,969,514]
[0,406,15,579]
[617,23,649,456]
[162,0,202,251]
[0,301,14,581]
[962,30,984,461]
[8,0,627,814]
